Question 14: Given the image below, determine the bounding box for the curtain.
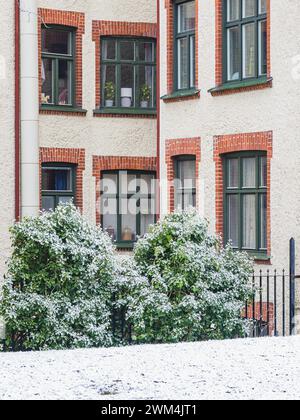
[243,195,256,248]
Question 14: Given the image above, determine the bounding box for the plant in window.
[140,84,151,108]
[104,81,115,107]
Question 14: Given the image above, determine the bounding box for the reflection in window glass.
[42,166,75,211]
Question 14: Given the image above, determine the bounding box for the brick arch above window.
[213,131,273,259]
[38,8,85,112]
[165,137,201,212]
[40,147,85,212]
[93,156,157,224]
[92,21,157,111]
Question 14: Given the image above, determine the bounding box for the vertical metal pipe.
[289,238,296,335]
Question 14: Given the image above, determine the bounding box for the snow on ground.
[0,336,300,400]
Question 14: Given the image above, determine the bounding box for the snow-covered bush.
[132,209,254,343]
[0,204,116,351]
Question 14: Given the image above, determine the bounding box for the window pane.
[178,1,196,33]
[140,174,155,195]
[228,195,239,247]
[120,65,134,107]
[120,172,137,194]
[243,195,256,249]
[140,198,155,237]
[227,27,240,81]
[242,0,256,18]
[102,197,118,241]
[190,35,195,87]
[58,196,73,205]
[260,194,267,249]
[227,158,239,188]
[102,174,118,195]
[58,60,72,105]
[120,40,134,61]
[243,23,256,78]
[42,196,55,211]
[178,160,196,189]
[138,66,154,108]
[41,59,54,104]
[242,158,256,188]
[42,168,72,191]
[103,65,116,107]
[121,199,137,241]
[259,0,267,14]
[138,42,154,62]
[102,39,116,60]
[227,0,240,22]
[42,29,72,55]
[260,156,267,187]
[258,20,267,76]
[178,37,189,89]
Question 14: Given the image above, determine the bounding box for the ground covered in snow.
[0,337,299,400]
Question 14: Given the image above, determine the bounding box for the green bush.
[0,204,115,351]
[132,209,253,343]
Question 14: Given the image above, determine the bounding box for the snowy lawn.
[0,336,299,400]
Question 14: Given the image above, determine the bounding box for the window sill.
[40,106,87,116]
[93,108,157,118]
[161,88,200,103]
[208,77,273,96]
[115,242,135,250]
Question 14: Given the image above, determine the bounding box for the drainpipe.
[156,0,161,220]
[15,0,20,221]
[20,0,39,218]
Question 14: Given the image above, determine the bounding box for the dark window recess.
[101,38,156,110]
[42,164,76,211]
[41,26,75,107]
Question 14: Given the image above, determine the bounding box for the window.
[42,164,76,211]
[101,171,156,246]
[174,0,196,90]
[224,0,267,82]
[41,26,75,106]
[223,152,267,254]
[174,156,196,210]
[101,38,156,110]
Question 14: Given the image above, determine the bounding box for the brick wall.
[165,137,201,212]
[38,8,85,112]
[213,131,273,257]
[92,20,157,111]
[92,156,157,224]
[40,147,86,212]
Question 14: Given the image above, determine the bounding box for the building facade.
[0,0,300,282]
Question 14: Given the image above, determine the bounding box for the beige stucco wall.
[0,1,15,279]
[38,0,157,224]
[159,0,300,271]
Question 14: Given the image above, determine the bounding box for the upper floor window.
[224,0,267,83]
[223,152,267,255]
[174,0,196,90]
[101,38,156,110]
[42,164,76,211]
[41,26,75,107]
[101,171,156,247]
[174,156,196,210]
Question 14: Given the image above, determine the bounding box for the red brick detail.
[93,112,156,120]
[93,156,157,224]
[40,110,87,117]
[92,21,157,110]
[165,138,201,213]
[244,302,275,336]
[40,147,85,212]
[165,0,199,94]
[38,9,85,110]
[214,0,271,92]
[213,131,273,255]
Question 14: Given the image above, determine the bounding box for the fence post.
[289,238,296,335]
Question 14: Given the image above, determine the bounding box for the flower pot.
[140,101,149,108]
[121,88,133,108]
[105,99,114,107]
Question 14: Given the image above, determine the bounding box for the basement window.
[41,26,75,107]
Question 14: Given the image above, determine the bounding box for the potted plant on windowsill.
[104,81,115,107]
[140,84,151,108]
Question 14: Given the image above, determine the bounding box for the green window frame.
[223,151,268,255]
[174,155,196,210]
[101,37,156,111]
[41,25,76,107]
[101,171,156,248]
[174,0,196,91]
[42,163,76,211]
[223,0,267,83]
